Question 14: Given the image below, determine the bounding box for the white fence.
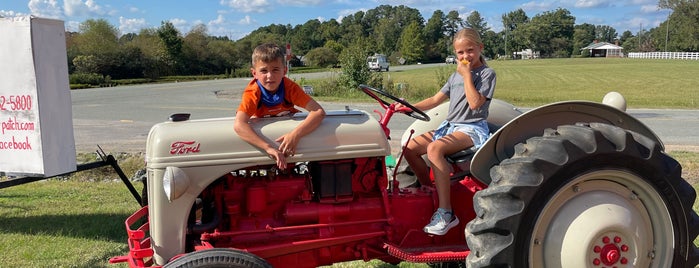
[628,52,699,60]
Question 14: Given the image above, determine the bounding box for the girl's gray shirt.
[440,65,496,123]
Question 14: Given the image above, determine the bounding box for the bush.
[305,47,339,68]
[338,44,372,91]
[69,72,105,86]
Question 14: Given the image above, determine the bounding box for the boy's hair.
[251,43,285,65]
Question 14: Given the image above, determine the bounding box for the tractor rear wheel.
[163,248,272,268]
[465,123,699,267]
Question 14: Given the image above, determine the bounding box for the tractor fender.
[470,100,663,184]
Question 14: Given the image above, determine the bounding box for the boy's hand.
[276,132,300,157]
[266,147,287,170]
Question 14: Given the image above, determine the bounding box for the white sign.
[0,16,76,177]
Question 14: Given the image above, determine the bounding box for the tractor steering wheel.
[359,84,430,122]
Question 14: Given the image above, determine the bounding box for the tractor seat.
[445,121,500,165]
[446,146,478,164]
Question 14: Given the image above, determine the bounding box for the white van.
[367,54,389,72]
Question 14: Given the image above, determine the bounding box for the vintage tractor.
[110,85,699,267]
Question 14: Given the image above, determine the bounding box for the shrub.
[338,43,372,91]
[69,72,105,86]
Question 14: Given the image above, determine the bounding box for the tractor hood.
[145,109,391,169]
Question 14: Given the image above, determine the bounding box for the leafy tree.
[318,19,341,45]
[157,21,184,75]
[572,23,596,56]
[124,28,170,79]
[71,19,120,75]
[595,25,618,43]
[324,40,345,55]
[520,8,575,57]
[338,41,371,91]
[424,10,446,44]
[72,55,100,74]
[464,11,490,38]
[75,19,119,55]
[207,39,237,76]
[65,31,80,73]
[373,17,402,55]
[481,30,499,59]
[502,9,529,57]
[657,0,699,51]
[182,24,213,75]
[424,10,451,61]
[444,10,464,38]
[291,19,323,55]
[619,30,634,45]
[398,21,425,63]
[339,11,370,46]
[304,47,338,67]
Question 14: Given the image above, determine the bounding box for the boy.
[234,43,325,170]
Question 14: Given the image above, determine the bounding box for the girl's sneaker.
[423,208,459,235]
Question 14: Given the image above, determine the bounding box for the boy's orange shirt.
[238,77,312,118]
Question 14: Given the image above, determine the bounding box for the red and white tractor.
[110,85,699,267]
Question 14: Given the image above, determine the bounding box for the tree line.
[38,2,699,83]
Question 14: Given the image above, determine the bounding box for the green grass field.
[310,58,699,109]
[1,58,698,267]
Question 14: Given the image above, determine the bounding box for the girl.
[397,28,496,235]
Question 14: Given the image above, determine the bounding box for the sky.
[1,0,672,40]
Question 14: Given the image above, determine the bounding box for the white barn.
[582,41,624,58]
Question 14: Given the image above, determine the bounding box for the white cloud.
[28,0,63,19]
[63,0,106,17]
[0,10,27,17]
[239,15,254,25]
[629,0,655,5]
[640,4,660,13]
[220,0,271,13]
[65,20,81,31]
[277,0,323,5]
[119,16,147,34]
[169,18,189,33]
[520,1,554,13]
[575,0,612,8]
[209,14,226,26]
[337,8,368,22]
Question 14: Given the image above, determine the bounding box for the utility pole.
[665,10,670,52]
[639,23,642,51]
[504,25,508,60]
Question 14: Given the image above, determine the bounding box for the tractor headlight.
[603,91,627,112]
[163,166,190,202]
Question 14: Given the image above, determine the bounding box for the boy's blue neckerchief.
[256,79,285,107]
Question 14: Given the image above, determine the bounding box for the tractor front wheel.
[465,122,699,267]
[163,248,272,268]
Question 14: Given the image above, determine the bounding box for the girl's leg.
[426,132,474,209]
[402,132,433,186]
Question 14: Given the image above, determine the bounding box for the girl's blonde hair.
[453,28,486,65]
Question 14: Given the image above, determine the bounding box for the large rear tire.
[465,122,699,267]
[163,248,272,268]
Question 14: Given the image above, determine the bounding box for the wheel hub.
[529,170,675,268]
[592,234,630,266]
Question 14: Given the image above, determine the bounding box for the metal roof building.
[581,41,624,58]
